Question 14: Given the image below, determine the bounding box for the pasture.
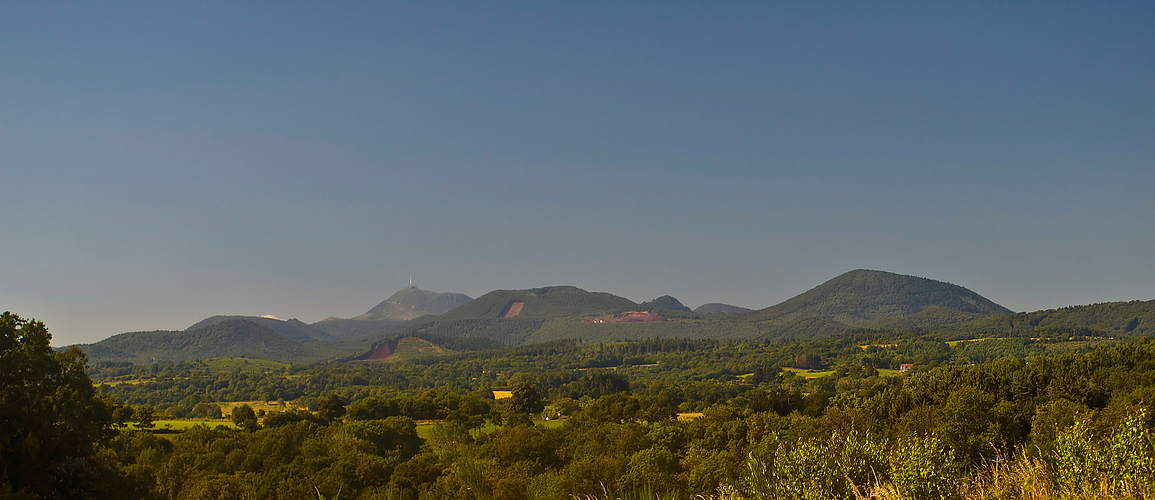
[130,420,238,431]
[781,367,834,378]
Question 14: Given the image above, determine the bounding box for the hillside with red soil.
[500,301,524,318]
[350,337,448,364]
[582,311,667,324]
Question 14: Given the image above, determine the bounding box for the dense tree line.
[93,338,1155,499]
[94,331,1124,416]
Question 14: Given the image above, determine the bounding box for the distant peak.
[641,295,691,312]
[354,286,473,321]
[694,303,753,315]
[746,269,1011,325]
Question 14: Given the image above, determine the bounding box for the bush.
[741,432,887,500]
[189,402,223,419]
[887,435,960,500]
[1050,407,1155,497]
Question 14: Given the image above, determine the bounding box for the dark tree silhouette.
[134,405,157,429]
[0,312,117,498]
[509,382,544,416]
[318,393,346,422]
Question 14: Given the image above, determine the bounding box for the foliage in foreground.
[0,312,123,499]
[575,411,1155,500]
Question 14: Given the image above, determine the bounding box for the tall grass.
[569,483,685,500]
[581,409,1154,500]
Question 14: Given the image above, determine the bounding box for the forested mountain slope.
[962,299,1155,336]
[308,317,413,342]
[436,286,639,320]
[694,303,753,315]
[390,286,698,348]
[745,269,1011,326]
[640,295,691,312]
[187,316,339,342]
[310,286,469,341]
[79,319,340,363]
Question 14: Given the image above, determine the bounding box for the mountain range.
[74,286,469,363]
[73,270,1155,364]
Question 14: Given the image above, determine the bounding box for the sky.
[2,2,1153,345]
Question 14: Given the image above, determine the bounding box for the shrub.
[741,432,887,500]
[887,435,960,500]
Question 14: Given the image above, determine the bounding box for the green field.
[386,337,455,362]
[416,419,565,441]
[131,420,238,431]
[219,400,304,417]
[202,357,292,374]
[97,379,151,386]
[782,367,903,378]
[132,417,573,436]
[781,367,834,378]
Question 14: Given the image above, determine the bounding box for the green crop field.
[781,367,834,378]
[416,419,565,441]
[130,420,238,431]
[96,379,151,386]
[203,357,292,374]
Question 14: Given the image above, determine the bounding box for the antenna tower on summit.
[409,276,413,288]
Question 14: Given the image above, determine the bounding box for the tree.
[0,312,117,497]
[112,403,136,429]
[507,382,544,426]
[190,402,223,419]
[231,404,259,432]
[134,405,158,429]
[318,393,346,422]
[619,448,681,494]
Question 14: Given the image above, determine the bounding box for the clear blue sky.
[2,2,1152,345]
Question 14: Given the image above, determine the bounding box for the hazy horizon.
[2,2,1152,345]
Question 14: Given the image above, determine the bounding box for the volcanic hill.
[745,269,1012,326]
[694,303,753,315]
[355,286,473,321]
[78,319,341,364]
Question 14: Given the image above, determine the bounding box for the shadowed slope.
[640,295,691,312]
[79,319,339,363]
[187,315,338,342]
[962,299,1155,336]
[746,269,1011,326]
[436,286,639,321]
[694,303,753,315]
